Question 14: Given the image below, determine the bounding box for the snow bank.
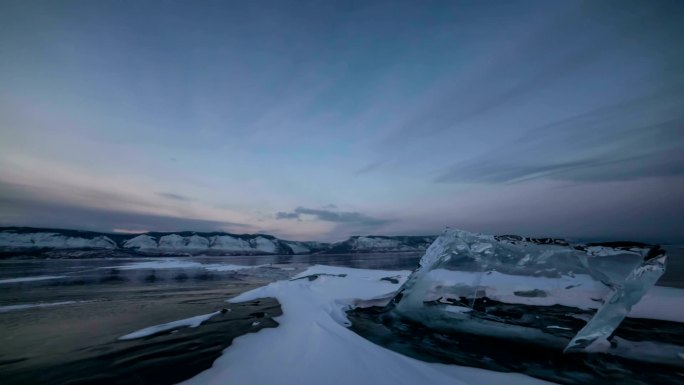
[180,265,556,385]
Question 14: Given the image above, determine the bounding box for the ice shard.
[389,229,667,353]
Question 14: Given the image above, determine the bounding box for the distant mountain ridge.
[0,227,436,257]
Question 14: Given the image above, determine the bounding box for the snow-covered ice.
[180,265,556,385]
[0,275,67,284]
[119,311,221,340]
[0,301,78,313]
[391,229,667,352]
[106,259,681,385]
[398,268,683,322]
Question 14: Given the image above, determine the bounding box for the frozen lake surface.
[0,247,682,385]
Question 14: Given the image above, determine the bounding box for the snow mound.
[180,266,554,385]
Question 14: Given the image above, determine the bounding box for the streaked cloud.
[276,206,391,228]
[435,103,684,184]
[156,192,194,202]
[112,228,150,234]
[354,160,386,176]
[275,211,300,220]
[0,194,250,234]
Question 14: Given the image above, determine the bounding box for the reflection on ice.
[110,260,268,272]
[389,229,667,353]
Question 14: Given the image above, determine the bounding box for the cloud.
[275,211,300,220]
[156,192,194,201]
[435,103,684,184]
[383,2,684,144]
[0,195,251,234]
[369,2,684,188]
[354,160,386,176]
[275,206,392,229]
[0,181,251,233]
[112,228,149,234]
[435,153,680,184]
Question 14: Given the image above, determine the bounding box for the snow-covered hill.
[0,227,433,256]
[122,233,284,254]
[0,231,117,250]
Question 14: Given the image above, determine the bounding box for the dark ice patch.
[380,276,400,284]
[514,289,548,297]
[291,273,347,281]
[348,300,684,385]
[0,299,282,385]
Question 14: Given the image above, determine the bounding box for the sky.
[1,0,683,242]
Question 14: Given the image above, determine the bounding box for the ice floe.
[390,228,668,352]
